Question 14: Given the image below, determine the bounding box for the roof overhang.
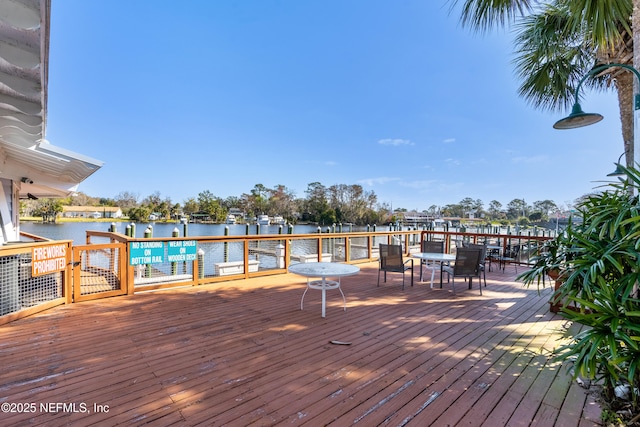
[0,0,103,198]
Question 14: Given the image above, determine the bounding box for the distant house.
[62,206,123,219]
[400,211,433,224]
[228,208,245,222]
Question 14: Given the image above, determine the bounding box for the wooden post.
[224,226,229,262]
[144,226,152,278]
[171,228,179,275]
[197,248,205,279]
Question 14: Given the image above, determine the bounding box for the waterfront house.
[62,206,123,219]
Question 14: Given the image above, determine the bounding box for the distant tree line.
[20,182,390,225]
[20,181,577,226]
[423,197,564,225]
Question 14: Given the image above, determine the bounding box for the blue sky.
[45,1,622,212]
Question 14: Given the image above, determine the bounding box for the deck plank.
[0,262,600,426]
[333,291,545,425]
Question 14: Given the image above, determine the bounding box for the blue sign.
[129,240,198,265]
[130,241,165,265]
[167,240,197,262]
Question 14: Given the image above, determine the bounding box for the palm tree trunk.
[616,72,635,167]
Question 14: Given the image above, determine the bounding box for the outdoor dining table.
[487,244,503,254]
[288,262,360,318]
[487,244,503,271]
[411,252,456,288]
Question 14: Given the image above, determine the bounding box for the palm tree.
[451,0,631,40]
[449,0,634,166]
[514,3,634,167]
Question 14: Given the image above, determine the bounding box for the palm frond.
[565,0,632,48]
[511,3,600,111]
[448,0,534,32]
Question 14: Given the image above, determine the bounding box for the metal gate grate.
[0,254,18,315]
[73,244,126,301]
[0,253,62,316]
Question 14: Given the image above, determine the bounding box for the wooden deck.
[0,262,602,426]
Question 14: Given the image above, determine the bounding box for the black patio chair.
[419,240,444,282]
[466,243,488,287]
[442,247,483,295]
[498,244,520,273]
[377,244,414,290]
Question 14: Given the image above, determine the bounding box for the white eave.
[0,0,103,198]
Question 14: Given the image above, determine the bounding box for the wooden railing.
[0,227,552,324]
[420,230,552,265]
[0,238,72,326]
[82,229,425,292]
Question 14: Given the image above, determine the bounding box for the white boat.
[257,214,270,225]
[272,215,285,225]
[226,214,236,224]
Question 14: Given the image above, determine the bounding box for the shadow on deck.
[0,262,601,426]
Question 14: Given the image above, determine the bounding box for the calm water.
[20,221,372,245]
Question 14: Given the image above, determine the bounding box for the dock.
[0,261,600,425]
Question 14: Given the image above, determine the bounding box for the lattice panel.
[348,236,370,261]
[248,239,285,272]
[79,247,121,295]
[0,253,62,315]
[197,241,245,278]
[289,238,322,264]
[322,237,346,262]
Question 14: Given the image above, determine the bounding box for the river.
[19,221,374,245]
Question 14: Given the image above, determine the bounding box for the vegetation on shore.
[19,216,131,223]
[20,181,569,226]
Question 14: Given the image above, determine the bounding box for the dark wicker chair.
[378,244,414,290]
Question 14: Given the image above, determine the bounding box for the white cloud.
[399,179,438,190]
[357,177,400,186]
[359,178,439,191]
[304,159,338,166]
[378,138,414,146]
[443,138,455,144]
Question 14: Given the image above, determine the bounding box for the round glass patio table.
[288,262,360,318]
